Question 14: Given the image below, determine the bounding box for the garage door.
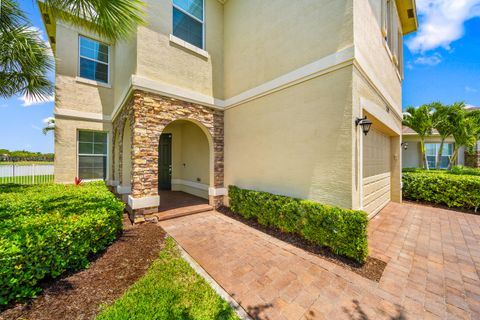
[363,128,391,216]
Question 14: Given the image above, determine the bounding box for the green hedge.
[403,171,480,211]
[228,186,369,262]
[0,182,124,305]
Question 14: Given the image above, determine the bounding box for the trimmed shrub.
[450,165,480,176]
[228,186,369,263]
[0,182,124,305]
[402,171,480,211]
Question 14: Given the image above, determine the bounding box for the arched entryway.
[112,90,225,223]
[158,119,213,200]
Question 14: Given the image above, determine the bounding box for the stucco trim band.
[107,180,119,187]
[55,108,112,122]
[353,48,402,121]
[171,179,209,191]
[111,46,356,121]
[361,97,402,135]
[116,184,131,194]
[128,195,160,210]
[208,187,227,196]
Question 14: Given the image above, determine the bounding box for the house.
[402,127,465,169]
[39,0,418,221]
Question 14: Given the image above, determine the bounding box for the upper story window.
[79,36,109,83]
[382,0,403,77]
[172,0,204,49]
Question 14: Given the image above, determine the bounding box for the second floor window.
[382,0,403,77]
[172,0,204,49]
[79,36,109,83]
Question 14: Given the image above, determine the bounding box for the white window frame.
[77,130,109,181]
[78,35,110,84]
[172,0,205,50]
[425,143,453,169]
[382,0,403,79]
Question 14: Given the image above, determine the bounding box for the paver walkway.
[159,202,480,319]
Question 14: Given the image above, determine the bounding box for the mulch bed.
[0,215,166,320]
[217,207,387,282]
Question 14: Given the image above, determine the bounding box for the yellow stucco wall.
[164,121,210,199]
[224,66,354,208]
[55,23,115,115]
[54,117,111,183]
[223,0,353,98]
[135,0,224,98]
[354,0,402,113]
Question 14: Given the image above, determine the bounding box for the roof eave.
[396,0,418,35]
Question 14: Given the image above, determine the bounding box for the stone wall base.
[127,206,159,224]
[209,195,224,209]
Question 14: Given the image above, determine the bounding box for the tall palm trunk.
[420,138,428,169]
[449,145,460,169]
[436,138,445,169]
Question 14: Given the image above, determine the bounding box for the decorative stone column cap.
[128,195,160,210]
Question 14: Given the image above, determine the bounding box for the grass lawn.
[97,238,239,320]
[0,175,54,184]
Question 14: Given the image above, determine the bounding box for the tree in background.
[0,0,144,100]
[403,104,434,169]
[432,102,463,169]
[448,103,480,168]
[42,117,55,135]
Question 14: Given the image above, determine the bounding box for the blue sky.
[1,0,480,153]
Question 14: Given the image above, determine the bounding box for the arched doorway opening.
[158,119,212,204]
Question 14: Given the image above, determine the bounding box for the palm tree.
[403,104,433,169]
[1,0,144,100]
[431,102,463,169]
[448,103,479,168]
[1,0,53,100]
[43,117,55,135]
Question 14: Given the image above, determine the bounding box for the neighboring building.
[402,127,465,169]
[39,0,418,220]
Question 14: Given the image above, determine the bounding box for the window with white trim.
[78,131,108,180]
[79,36,109,83]
[172,0,204,49]
[426,143,453,169]
[382,0,403,76]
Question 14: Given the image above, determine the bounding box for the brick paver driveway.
[159,202,480,319]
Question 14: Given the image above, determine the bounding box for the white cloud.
[20,94,55,107]
[407,0,480,53]
[465,104,480,109]
[465,86,478,93]
[413,54,443,66]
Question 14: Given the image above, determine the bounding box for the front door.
[158,133,172,190]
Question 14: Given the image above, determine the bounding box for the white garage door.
[363,128,391,216]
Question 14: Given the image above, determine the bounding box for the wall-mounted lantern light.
[401,142,408,150]
[355,117,372,136]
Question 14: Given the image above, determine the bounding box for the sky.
[1,0,480,154]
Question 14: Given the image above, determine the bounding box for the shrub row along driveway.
[159,202,480,319]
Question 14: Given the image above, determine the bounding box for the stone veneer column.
[113,90,225,223]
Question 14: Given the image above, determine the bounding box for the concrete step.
[155,204,213,221]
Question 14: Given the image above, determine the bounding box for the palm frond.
[43,0,146,41]
[0,0,54,99]
[0,23,54,99]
